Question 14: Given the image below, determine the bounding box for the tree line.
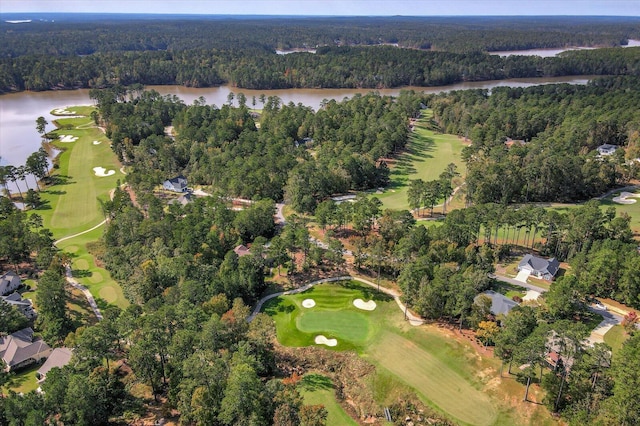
[2,43,640,93]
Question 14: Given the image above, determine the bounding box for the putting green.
[99,286,118,304]
[297,310,370,344]
[89,272,103,284]
[75,259,89,270]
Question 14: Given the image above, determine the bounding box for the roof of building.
[475,290,519,316]
[597,143,618,151]
[518,254,560,276]
[0,271,21,296]
[0,328,51,369]
[233,244,251,257]
[37,347,73,379]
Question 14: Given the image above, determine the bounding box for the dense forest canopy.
[1,15,640,92]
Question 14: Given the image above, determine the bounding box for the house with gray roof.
[163,175,188,193]
[474,290,519,316]
[597,144,618,156]
[1,292,37,320]
[37,347,73,382]
[0,271,21,296]
[518,254,560,281]
[0,327,51,372]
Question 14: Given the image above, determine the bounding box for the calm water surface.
[0,76,595,171]
[489,40,640,57]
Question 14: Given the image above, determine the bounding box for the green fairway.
[57,227,129,309]
[375,111,466,211]
[369,331,497,426]
[28,107,128,310]
[35,111,122,239]
[299,374,358,426]
[598,189,640,236]
[265,281,500,425]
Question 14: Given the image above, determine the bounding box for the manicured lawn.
[598,190,640,236]
[33,110,122,240]
[57,227,129,309]
[604,325,628,356]
[2,364,41,395]
[299,374,358,426]
[265,281,500,425]
[263,281,391,351]
[374,111,467,211]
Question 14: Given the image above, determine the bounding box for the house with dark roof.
[474,290,519,316]
[37,347,73,382]
[163,176,188,193]
[0,271,21,296]
[597,144,618,156]
[1,292,37,320]
[0,328,51,372]
[168,192,193,206]
[518,254,560,281]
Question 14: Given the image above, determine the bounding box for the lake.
[489,39,640,57]
[0,76,596,176]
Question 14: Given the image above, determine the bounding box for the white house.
[597,144,618,156]
[518,254,560,281]
[162,176,188,193]
[0,271,21,296]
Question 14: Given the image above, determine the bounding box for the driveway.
[515,269,531,283]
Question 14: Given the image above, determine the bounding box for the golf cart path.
[249,275,424,325]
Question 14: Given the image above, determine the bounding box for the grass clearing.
[604,325,628,356]
[34,110,121,240]
[299,374,358,426]
[375,111,467,211]
[265,281,505,425]
[2,363,41,395]
[57,227,129,309]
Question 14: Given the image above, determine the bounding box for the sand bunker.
[92,140,102,145]
[53,108,76,115]
[93,167,115,177]
[353,299,377,311]
[58,135,79,143]
[315,335,338,347]
[302,299,316,308]
[612,191,640,204]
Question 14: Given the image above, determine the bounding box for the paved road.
[490,274,547,294]
[248,275,424,326]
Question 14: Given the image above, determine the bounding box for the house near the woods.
[163,176,188,193]
[168,192,193,206]
[0,271,21,296]
[37,347,73,382]
[597,144,618,156]
[474,290,519,316]
[1,292,37,320]
[0,328,52,372]
[233,244,251,257]
[517,254,560,281]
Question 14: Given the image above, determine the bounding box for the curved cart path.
[248,275,424,326]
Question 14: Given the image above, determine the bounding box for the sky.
[2,1,640,16]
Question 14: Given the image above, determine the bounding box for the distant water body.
[489,39,640,57]
[0,75,597,176]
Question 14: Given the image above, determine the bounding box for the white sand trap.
[353,298,377,311]
[58,135,79,143]
[315,335,338,347]
[92,140,102,145]
[93,167,115,177]
[302,299,316,308]
[612,191,640,204]
[53,108,76,115]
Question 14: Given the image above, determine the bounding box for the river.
[0,75,596,174]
